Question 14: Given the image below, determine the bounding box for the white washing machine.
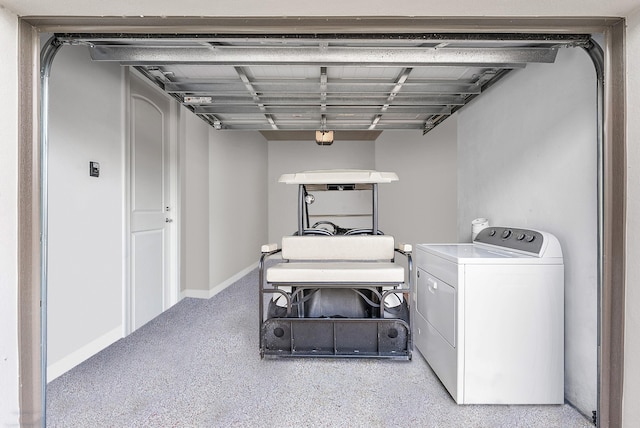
[415,227,564,404]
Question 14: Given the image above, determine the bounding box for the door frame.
[124,68,180,335]
[17,16,625,427]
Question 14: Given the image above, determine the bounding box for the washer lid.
[416,243,563,265]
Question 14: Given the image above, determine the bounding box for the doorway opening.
[19,17,625,428]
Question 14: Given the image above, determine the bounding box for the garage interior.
[43,29,600,424]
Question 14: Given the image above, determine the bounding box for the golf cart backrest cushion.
[281,235,395,261]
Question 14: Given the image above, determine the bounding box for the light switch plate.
[89,161,100,177]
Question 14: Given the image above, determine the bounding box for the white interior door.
[128,73,174,331]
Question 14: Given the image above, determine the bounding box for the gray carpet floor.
[47,268,593,427]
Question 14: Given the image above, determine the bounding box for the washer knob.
[525,235,536,243]
[516,233,525,241]
[489,229,496,236]
[501,229,512,239]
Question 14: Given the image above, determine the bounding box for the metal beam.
[164,80,484,95]
[369,67,412,130]
[185,95,468,106]
[53,30,592,47]
[192,105,451,115]
[320,66,327,112]
[234,66,278,130]
[206,121,429,131]
[90,45,557,66]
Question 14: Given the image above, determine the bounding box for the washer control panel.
[474,227,544,255]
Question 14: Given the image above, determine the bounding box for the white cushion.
[261,243,279,253]
[281,235,395,261]
[266,262,404,284]
[396,243,412,252]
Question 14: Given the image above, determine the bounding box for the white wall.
[0,6,20,427]
[457,48,598,416]
[208,131,268,293]
[47,45,125,380]
[624,6,640,426]
[267,140,375,242]
[375,125,458,246]
[180,110,210,294]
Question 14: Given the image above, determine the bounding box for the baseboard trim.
[182,262,258,300]
[47,326,123,383]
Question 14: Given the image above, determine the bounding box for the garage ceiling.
[56,33,591,136]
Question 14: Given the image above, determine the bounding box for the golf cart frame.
[259,170,412,359]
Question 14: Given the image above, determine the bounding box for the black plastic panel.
[261,318,411,359]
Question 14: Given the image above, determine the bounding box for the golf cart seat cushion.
[266,261,405,283]
[268,235,403,284]
[280,235,395,261]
